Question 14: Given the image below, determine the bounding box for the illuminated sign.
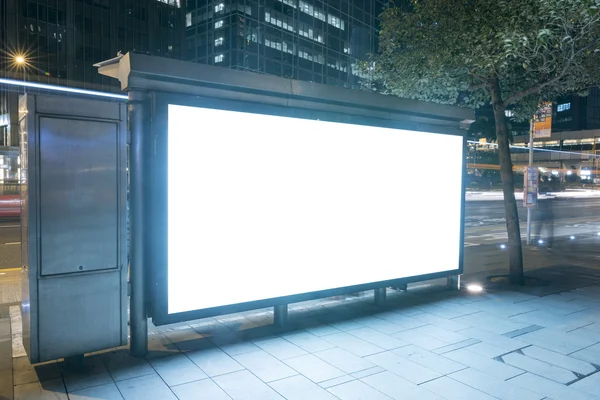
[166,104,464,315]
[533,103,552,139]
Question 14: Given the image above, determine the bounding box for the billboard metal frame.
[148,92,468,326]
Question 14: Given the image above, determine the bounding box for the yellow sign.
[533,102,552,138]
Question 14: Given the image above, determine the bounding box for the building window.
[327,14,345,30]
[215,37,224,46]
[214,3,224,13]
[186,13,192,27]
[557,102,571,112]
[215,54,224,63]
[505,110,515,117]
[215,20,224,29]
[278,0,297,8]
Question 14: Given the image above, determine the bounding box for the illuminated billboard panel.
[167,104,464,315]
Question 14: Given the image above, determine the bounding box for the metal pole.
[526,120,534,245]
[129,90,148,357]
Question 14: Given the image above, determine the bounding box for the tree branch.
[468,82,489,91]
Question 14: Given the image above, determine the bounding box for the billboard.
[533,102,552,139]
[163,103,465,318]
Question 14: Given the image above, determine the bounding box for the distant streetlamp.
[14,55,25,65]
[13,55,27,83]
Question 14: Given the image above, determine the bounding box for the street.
[465,197,600,246]
[1,196,600,268]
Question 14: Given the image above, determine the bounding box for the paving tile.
[149,353,208,387]
[509,310,592,331]
[413,313,472,332]
[502,353,577,384]
[347,327,408,350]
[449,368,542,400]
[517,328,599,355]
[327,320,365,332]
[443,348,525,380]
[321,332,384,357]
[13,358,61,385]
[233,350,298,382]
[570,343,600,364]
[465,342,515,358]
[314,347,375,374]
[412,324,470,344]
[471,298,538,318]
[186,347,244,377]
[393,345,467,375]
[327,379,392,400]
[508,372,600,400]
[393,329,449,350]
[420,376,497,400]
[103,351,155,382]
[284,354,346,383]
[457,327,529,353]
[351,366,386,379]
[352,316,407,334]
[365,350,440,384]
[361,371,444,400]
[14,379,68,400]
[318,375,356,389]
[269,375,338,400]
[253,337,307,360]
[282,331,336,353]
[433,338,481,354]
[219,341,261,357]
[116,373,177,400]
[570,371,600,396]
[416,304,472,319]
[69,382,124,400]
[62,357,114,392]
[503,324,545,339]
[213,370,284,400]
[171,378,232,400]
[521,346,596,375]
[146,333,180,358]
[305,325,342,337]
[374,312,428,329]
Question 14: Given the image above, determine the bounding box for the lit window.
[557,103,571,112]
[215,20,223,29]
[214,54,224,63]
[214,3,224,12]
[186,13,192,27]
[215,37,224,46]
[505,110,515,117]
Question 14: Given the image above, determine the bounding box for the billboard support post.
[374,288,387,305]
[129,90,149,357]
[447,275,460,291]
[274,305,288,327]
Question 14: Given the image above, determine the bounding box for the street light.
[14,55,25,65]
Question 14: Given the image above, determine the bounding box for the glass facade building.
[185,0,384,89]
[0,0,184,92]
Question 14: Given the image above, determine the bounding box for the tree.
[370,0,600,284]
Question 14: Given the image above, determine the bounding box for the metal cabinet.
[20,93,128,363]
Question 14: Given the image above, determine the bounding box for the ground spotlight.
[500,244,506,249]
[466,284,484,293]
[538,239,544,244]
[570,236,575,240]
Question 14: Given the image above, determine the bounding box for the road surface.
[2,197,600,268]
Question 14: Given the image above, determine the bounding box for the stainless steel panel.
[39,117,119,276]
[38,271,122,361]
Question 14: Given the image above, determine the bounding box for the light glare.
[467,284,483,293]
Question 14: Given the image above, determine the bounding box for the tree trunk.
[489,79,524,285]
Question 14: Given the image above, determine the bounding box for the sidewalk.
[3,241,600,400]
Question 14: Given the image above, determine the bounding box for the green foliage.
[371,0,600,119]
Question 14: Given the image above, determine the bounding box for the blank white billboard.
[168,104,463,314]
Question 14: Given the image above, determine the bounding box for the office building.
[185,0,384,89]
[0,0,185,146]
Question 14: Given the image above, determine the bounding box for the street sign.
[533,102,552,138]
[524,165,538,207]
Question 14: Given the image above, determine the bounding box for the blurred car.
[0,195,20,217]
